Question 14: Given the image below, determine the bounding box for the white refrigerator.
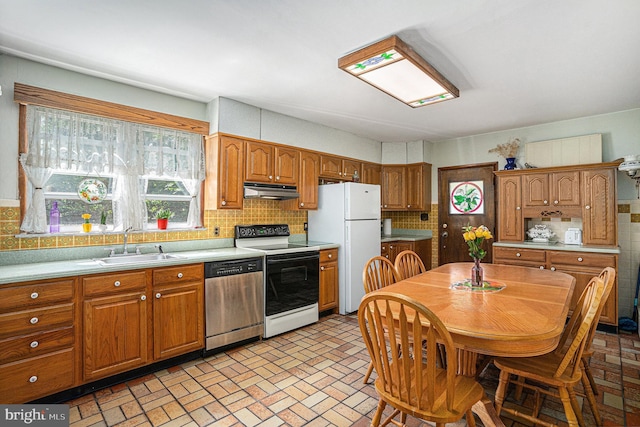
[308,182,381,314]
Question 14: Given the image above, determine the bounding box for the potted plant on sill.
[156,208,173,230]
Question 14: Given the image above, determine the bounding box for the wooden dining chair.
[362,256,399,383]
[358,291,485,427]
[493,275,605,427]
[394,250,426,280]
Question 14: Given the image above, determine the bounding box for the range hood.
[243,182,300,200]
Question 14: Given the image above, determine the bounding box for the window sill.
[16,226,203,238]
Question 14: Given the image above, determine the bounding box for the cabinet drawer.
[0,347,74,404]
[0,326,73,364]
[547,251,617,269]
[83,271,147,297]
[320,249,338,263]
[0,279,74,312]
[153,264,203,286]
[494,247,546,262]
[0,303,73,339]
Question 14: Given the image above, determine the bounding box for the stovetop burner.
[234,224,319,255]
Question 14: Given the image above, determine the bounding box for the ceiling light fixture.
[338,35,459,108]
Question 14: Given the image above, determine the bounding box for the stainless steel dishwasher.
[204,257,264,354]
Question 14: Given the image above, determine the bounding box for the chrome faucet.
[123,226,134,254]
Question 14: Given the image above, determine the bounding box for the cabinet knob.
[177,272,183,279]
[554,200,559,205]
[30,341,39,348]
[156,293,161,299]
[407,205,411,208]
[321,266,325,271]
[543,200,548,205]
[539,266,545,269]
[577,257,583,262]
[516,206,521,210]
[551,267,556,271]
[275,176,279,180]
[339,172,343,176]
[221,200,227,206]
[269,175,273,180]
[30,317,38,324]
[30,292,39,299]
[390,245,394,249]
[516,253,521,257]
[141,295,147,301]
[29,376,38,383]
[300,202,304,207]
[384,205,387,208]
[328,253,332,258]
[114,280,121,287]
[585,205,590,210]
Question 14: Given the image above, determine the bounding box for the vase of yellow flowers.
[462,224,493,287]
[82,213,92,233]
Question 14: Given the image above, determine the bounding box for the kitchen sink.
[94,253,185,265]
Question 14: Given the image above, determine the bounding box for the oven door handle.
[266,254,320,264]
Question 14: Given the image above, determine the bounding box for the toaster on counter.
[564,228,582,245]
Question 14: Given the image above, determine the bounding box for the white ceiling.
[1,0,639,143]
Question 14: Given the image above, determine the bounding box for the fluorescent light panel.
[338,35,459,107]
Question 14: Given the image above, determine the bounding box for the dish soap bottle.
[49,201,60,233]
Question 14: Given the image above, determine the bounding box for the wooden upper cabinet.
[342,159,362,181]
[319,155,345,180]
[582,168,617,246]
[283,150,320,210]
[245,141,299,185]
[381,165,406,210]
[205,135,244,209]
[497,175,523,241]
[362,162,382,185]
[406,163,431,211]
[523,171,580,217]
[522,173,549,207]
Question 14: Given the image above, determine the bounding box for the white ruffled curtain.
[21,106,204,232]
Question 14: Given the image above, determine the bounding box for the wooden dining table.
[367,262,576,427]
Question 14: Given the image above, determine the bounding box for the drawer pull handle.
[29,376,38,383]
[328,253,332,258]
[156,293,161,299]
[516,253,521,257]
[114,281,121,287]
[30,292,39,299]
[577,257,583,262]
[30,317,39,325]
[141,295,147,301]
[30,341,39,348]
[177,273,183,279]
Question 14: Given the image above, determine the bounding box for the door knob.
[441,231,448,238]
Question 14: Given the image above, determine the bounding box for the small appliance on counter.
[383,218,392,236]
[564,228,582,245]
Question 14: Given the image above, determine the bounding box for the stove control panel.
[235,224,290,238]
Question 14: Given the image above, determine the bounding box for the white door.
[344,183,380,220]
[344,219,381,314]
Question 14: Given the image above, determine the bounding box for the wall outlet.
[420,213,429,221]
[214,226,220,236]
[304,222,308,231]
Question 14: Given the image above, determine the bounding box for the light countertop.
[493,241,620,254]
[380,229,432,243]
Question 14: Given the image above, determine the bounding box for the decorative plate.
[77,178,107,204]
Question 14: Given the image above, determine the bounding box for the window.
[16,85,209,234]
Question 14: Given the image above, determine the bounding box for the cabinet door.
[497,176,523,241]
[582,168,616,246]
[406,163,431,211]
[551,171,580,208]
[153,281,204,360]
[216,136,244,209]
[522,173,550,207]
[83,292,148,381]
[342,159,361,182]
[319,250,339,312]
[381,166,406,210]
[245,141,274,183]
[298,150,319,209]
[388,241,413,263]
[319,155,343,180]
[274,146,299,185]
[362,162,382,185]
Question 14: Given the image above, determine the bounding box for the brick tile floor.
[67,314,639,426]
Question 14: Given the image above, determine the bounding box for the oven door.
[265,252,320,316]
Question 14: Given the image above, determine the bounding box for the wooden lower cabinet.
[82,271,149,381]
[152,264,204,360]
[319,249,338,312]
[494,246,618,326]
[381,239,432,270]
[0,277,76,403]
